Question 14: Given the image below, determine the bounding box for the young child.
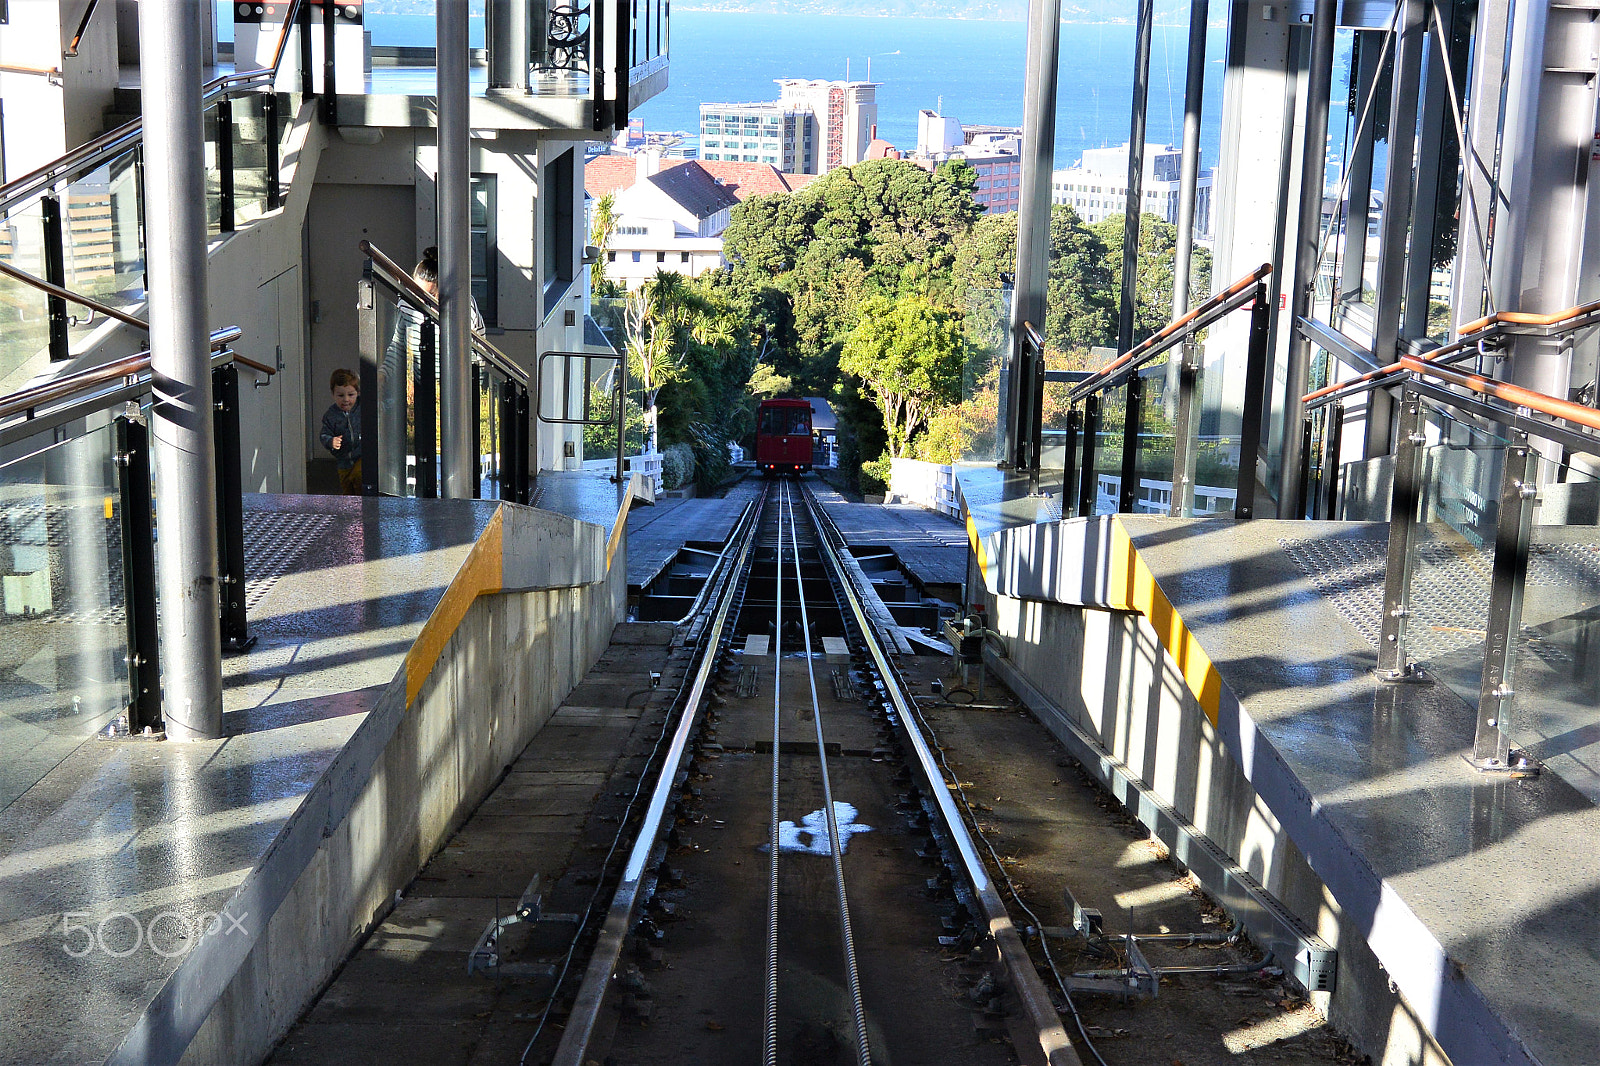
[320,369,363,495]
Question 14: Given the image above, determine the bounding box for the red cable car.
[755,398,813,475]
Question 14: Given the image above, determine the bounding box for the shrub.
[860,453,892,496]
[661,442,696,490]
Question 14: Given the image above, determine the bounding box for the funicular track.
[538,476,1079,1066]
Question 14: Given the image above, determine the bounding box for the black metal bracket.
[115,413,163,736]
[41,194,69,361]
[213,363,255,652]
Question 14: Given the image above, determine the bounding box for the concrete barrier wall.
[127,510,627,1066]
[887,458,960,518]
[983,588,1451,1066]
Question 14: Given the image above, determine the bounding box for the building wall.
[0,0,120,180]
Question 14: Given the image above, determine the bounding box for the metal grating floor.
[1279,534,1600,666]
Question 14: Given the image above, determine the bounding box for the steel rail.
[1399,354,1600,433]
[358,239,527,386]
[799,482,1083,1066]
[1068,263,1272,401]
[0,259,150,332]
[670,498,759,626]
[549,486,766,1066]
[784,484,872,1066]
[0,326,244,422]
[764,481,786,1066]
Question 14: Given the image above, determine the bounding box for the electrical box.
[1294,946,1337,993]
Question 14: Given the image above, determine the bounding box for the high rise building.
[699,79,878,175]
[1050,143,1213,237]
[909,111,1022,214]
[698,101,814,172]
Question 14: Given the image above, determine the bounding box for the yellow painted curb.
[405,506,505,707]
[1107,517,1222,725]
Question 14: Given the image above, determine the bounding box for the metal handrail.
[1398,354,1600,435]
[0,0,304,216]
[1459,295,1600,337]
[359,239,528,386]
[1067,262,1273,402]
[0,259,148,331]
[0,326,246,422]
[0,63,61,81]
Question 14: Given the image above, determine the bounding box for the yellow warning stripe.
[404,506,505,707]
[1106,517,1222,725]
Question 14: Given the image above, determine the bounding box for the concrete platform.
[0,492,627,1066]
[809,479,969,589]
[625,478,760,587]
[961,479,1600,1066]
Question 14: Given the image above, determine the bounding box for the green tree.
[1089,213,1213,345]
[589,192,617,296]
[623,271,741,454]
[839,295,970,457]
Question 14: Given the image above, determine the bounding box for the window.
[657,251,666,263]
[631,251,641,263]
[542,149,575,316]
[470,174,497,325]
[680,252,690,263]
[607,251,615,262]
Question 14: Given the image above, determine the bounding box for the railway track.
[529,475,1080,1066]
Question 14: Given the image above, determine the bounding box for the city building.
[699,78,878,175]
[910,110,1022,214]
[585,156,817,286]
[1050,142,1213,235]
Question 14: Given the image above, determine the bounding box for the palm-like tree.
[623,270,739,455]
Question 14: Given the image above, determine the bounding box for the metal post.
[217,97,235,234]
[1117,0,1154,355]
[1234,287,1271,519]
[438,0,474,498]
[298,0,314,97]
[419,320,439,498]
[516,384,531,503]
[264,92,281,211]
[1297,415,1314,521]
[139,0,222,740]
[1119,373,1144,513]
[357,272,380,495]
[212,364,253,651]
[1062,406,1081,518]
[1453,0,1511,332]
[1278,0,1337,518]
[1169,338,1200,517]
[116,413,162,735]
[1376,392,1425,679]
[41,194,69,362]
[320,0,337,124]
[1171,0,1209,322]
[1470,437,1538,773]
[472,363,484,500]
[1368,0,1428,456]
[1006,0,1062,471]
[1322,401,1344,519]
[1078,393,1100,517]
[489,0,530,92]
[615,350,627,484]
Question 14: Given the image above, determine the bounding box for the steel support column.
[1277,0,1337,518]
[489,0,530,92]
[1367,0,1428,455]
[1006,0,1062,472]
[438,0,475,498]
[1453,0,1511,333]
[1171,0,1210,322]
[1117,0,1155,355]
[139,0,223,740]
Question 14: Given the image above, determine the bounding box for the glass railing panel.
[204,103,223,237]
[1132,363,1176,515]
[958,287,1007,465]
[232,92,271,226]
[62,150,146,349]
[1404,403,1512,688]
[0,202,51,386]
[1090,389,1127,516]
[374,285,419,497]
[1512,450,1600,753]
[0,421,129,815]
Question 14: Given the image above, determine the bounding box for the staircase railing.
[357,239,533,503]
[0,326,267,745]
[0,0,307,380]
[1039,263,1275,521]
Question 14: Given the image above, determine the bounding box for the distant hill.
[671,0,1200,23]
